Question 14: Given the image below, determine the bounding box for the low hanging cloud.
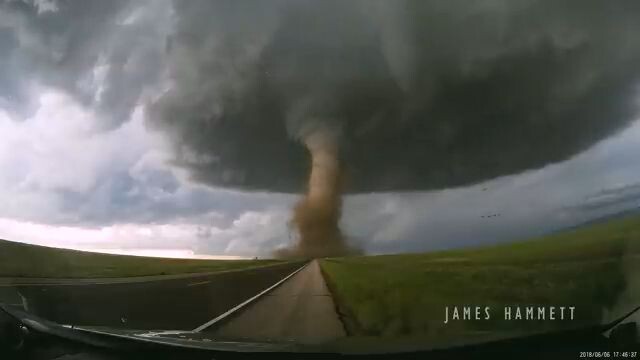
[345,120,640,254]
[148,0,640,194]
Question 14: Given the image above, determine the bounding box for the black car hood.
[2,303,639,358]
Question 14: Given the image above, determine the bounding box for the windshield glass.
[1,0,640,355]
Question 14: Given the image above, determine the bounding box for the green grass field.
[0,239,282,278]
[321,214,640,343]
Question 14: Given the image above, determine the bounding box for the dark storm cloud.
[148,0,640,194]
[566,182,640,213]
[0,0,167,127]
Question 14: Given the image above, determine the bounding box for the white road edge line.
[186,281,211,287]
[192,262,309,332]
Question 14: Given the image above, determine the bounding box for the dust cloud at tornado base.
[274,131,361,258]
[145,0,640,257]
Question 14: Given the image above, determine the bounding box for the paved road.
[208,260,347,344]
[0,262,303,330]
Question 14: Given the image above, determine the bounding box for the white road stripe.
[187,280,210,287]
[192,262,309,332]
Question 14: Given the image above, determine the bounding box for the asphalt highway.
[207,260,347,344]
[0,262,303,331]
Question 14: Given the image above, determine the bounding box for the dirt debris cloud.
[275,130,360,258]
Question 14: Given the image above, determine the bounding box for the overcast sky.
[1,0,640,258]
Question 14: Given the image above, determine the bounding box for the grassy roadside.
[320,214,640,340]
[0,239,282,278]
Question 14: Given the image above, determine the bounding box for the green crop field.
[0,239,282,278]
[321,214,640,346]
